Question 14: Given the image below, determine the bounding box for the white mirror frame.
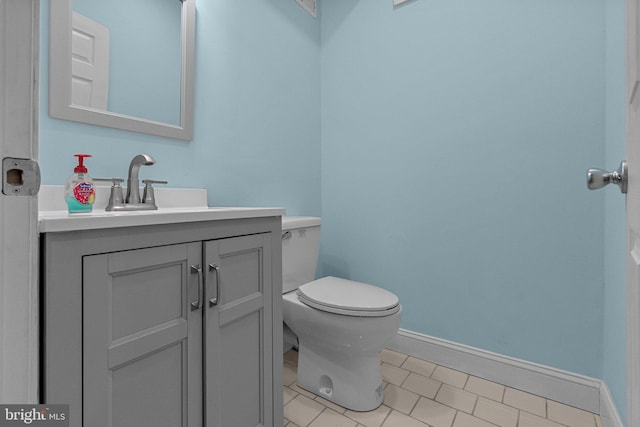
[49,0,195,141]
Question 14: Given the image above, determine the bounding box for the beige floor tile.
[308,409,358,427]
[285,394,326,427]
[380,349,408,367]
[401,356,437,377]
[503,387,546,417]
[290,383,318,400]
[284,386,298,405]
[453,412,498,427]
[473,397,518,427]
[380,363,410,386]
[344,404,391,427]
[435,384,477,413]
[410,396,456,427]
[464,376,505,402]
[518,411,566,427]
[284,364,298,386]
[313,395,346,414]
[547,400,597,427]
[283,348,603,427]
[596,414,604,427]
[383,384,420,415]
[431,366,469,389]
[402,372,442,399]
[381,410,430,427]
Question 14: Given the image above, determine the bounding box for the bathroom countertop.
[38,207,285,233]
[38,185,284,233]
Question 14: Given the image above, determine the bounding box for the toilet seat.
[297,276,400,317]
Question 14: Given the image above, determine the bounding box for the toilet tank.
[282,216,321,294]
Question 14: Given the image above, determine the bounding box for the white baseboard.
[600,382,625,427]
[388,328,623,426]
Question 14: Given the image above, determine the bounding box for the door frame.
[0,0,40,403]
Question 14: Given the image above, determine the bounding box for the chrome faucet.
[95,154,167,211]
[126,154,156,204]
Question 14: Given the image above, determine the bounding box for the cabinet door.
[204,233,273,427]
[83,243,203,427]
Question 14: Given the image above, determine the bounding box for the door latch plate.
[2,157,41,196]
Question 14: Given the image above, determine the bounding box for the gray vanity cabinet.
[41,217,283,427]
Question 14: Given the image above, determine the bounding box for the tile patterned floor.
[283,348,603,427]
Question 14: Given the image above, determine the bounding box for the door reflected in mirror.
[49,0,195,140]
[71,0,182,125]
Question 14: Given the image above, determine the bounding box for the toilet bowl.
[282,216,402,411]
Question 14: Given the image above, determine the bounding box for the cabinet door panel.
[218,294,264,327]
[204,233,273,427]
[111,342,185,427]
[110,263,184,340]
[83,243,202,427]
[220,311,262,427]
[109,320,188,369]
[217,246,262,304]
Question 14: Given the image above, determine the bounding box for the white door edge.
[628,0,640,425]
[0,0,40,403]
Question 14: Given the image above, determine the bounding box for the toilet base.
[295,340,384,412]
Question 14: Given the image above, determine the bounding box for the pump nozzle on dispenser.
[73,154,91,173]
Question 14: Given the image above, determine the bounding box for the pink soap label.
[73,182,95,205]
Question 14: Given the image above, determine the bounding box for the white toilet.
[282,216,402,412]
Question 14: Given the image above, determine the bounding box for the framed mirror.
[49,0,195,141]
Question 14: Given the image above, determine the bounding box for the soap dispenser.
[65,154,95,213]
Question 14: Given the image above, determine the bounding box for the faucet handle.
[94,178,125,210]
[142,179,168,206]
[142,179,168,185]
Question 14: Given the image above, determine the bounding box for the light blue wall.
[39,0,627,416]
[320,0,606,377]
[39,0,322,216]
[603,0,627,421]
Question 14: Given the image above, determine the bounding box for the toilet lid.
[297,276,401,317]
